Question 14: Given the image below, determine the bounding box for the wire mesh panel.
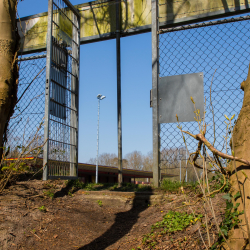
[158,15,250,179]
[6,53,46,159]
[44,0,80,180]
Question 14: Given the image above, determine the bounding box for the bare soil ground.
[0,179,226,250]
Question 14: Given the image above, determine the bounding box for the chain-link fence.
[6,0,80,180]
[6,53,46,160]
[158,15,250,180]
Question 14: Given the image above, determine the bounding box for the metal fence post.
[180,160,181,182]
[70,12,80,177]
[43,0,53,181]
[116,0,123,187]
[152,0,160,187]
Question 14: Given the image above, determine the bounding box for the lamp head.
[97,94,106,100]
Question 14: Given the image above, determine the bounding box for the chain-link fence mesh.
[158,15,250,181]
[6,53,46,159]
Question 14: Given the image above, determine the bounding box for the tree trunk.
[227,64,250,249]
[0,0,19,160]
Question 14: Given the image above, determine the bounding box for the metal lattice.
[158,15,250,178]
[7,53,46,159]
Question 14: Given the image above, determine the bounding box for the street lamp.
[96,94,106,183]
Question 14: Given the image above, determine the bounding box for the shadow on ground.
[77,192,152,250]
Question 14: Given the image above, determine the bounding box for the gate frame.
[43,0,81,180]
[151,0,160,187]
[152,4,250,187]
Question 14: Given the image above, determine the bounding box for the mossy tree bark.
[227,65,250,249]
[0,0,19,160]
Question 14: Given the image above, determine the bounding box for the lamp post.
[96,94,106,183]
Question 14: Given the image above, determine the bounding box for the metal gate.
[43,0,80,180]
[157,15,250,182]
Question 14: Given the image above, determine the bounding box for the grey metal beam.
[43,0,53,181]
[76,14,81,179]
[70,11,80,177]
[159,15,250,34]
[63,0,81,17]
[116,0,122,187]
[151,0,160,188]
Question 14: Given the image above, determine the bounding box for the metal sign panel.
[18,0,250,53]
[158,73,204,123]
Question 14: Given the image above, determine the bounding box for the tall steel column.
[70,13,80,177]
[152,0,160,187]
[116,0,122,186]
[96,98,100,184]
[43,0,53,181]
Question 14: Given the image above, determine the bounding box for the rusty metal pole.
[116,0,122,187]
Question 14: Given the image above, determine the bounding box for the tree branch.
[182,130,250,166]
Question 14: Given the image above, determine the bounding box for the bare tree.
[0,0,19,160]
[125,150,143,170]
[88,153,118,167]
[142,151,153,171]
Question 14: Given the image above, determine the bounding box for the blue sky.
[17,0,153,163]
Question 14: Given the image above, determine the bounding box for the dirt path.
[0,180,226,250]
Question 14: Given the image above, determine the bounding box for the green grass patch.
[43,189,55,199]
[160,179,198,192]
[151,211,203,234]
[38,205,46,212]
[141,211,203,248]
[97,200,103,207]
